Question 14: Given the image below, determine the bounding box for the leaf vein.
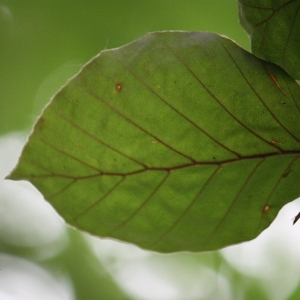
[38,137,103,173]
[203,158,266,245]
[108,171,170,235]
[113,52,240,158]
[76,83,196,163]
[281,2,300,66]
[48,180,76,200]
[74,176,126,221]
[150,165,221,247]
[255,155,300,234]
[216,37,300,145]
[51,110,148,169]
[162,36,282,152]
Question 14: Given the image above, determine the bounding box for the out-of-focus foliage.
[0,0,247,135]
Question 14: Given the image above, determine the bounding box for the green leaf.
[238,0,300,79]
[7,31,300,253]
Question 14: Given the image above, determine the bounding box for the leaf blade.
[8,31,300,252]
[239,0,300,79]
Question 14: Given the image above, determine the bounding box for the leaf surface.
[238,0,300,79]
[8,32,300,252]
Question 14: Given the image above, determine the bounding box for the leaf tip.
[4,162,23,181]
[5,170,17,181]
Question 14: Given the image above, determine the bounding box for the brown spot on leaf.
[116,83,122,91]
[263,205,270,213]
[266,66,288,96]
[271,140,280,146]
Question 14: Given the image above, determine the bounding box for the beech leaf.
[239,0,300,79]
[8,32,300,252]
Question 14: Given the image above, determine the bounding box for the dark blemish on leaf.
[116,83,122,91]
[280,101,286,104]
[293,212,300,225]
[266,66,288,96]
[263,205,270,213]
[282,168,292,178]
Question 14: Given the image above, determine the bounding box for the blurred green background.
[2,1,300,299]
[0,0,248,135]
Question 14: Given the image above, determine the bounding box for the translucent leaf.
[239,0,300,79]
[8,32,300,252]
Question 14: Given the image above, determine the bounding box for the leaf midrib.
[24,150,300,180]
